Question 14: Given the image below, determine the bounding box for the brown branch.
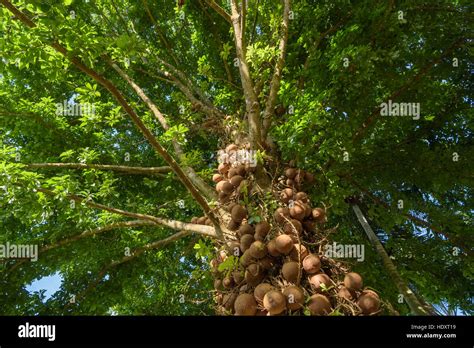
[262,0,291,139]
[27,163,172,175]
[230,0,262,148]
[34,187,218,238]
[109,61,217,199]
[0,0,223,239]
[204,0,232,24]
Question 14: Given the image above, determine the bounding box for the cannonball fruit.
[357,291,380,315]
[282,261,300,283]
[344,272,363,291]
[302,254,321,274]
[309,273,331,291]
[275,235,294,255]
[263,290,287,315]
[234,293,257,316]
[283,286,305,311]
[254,283,275,302]
[308,294,332,315]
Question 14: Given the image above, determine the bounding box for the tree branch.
[262,0,291,139]
[27,163,172,176]
[204,0,232,24]
[230,0,262,148]
[352,204,430,315]
[108,61,217,199]
[0,0,223,239]
[34,187,218,238]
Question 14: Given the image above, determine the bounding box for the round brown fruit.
[245,263,265,286]
[222,181,234,194]
[255,221,271,237]
[231,205,247,223]
[295,192,308,203]
[254,283,275,302]
[226,144,238,153]
[215,180,227,193]
[309,273,331,291]
[236,165,246,177]
[275,235,294,255]
[232,270,244,284]
[227,167,238,178]
[218,163,229,175]
[285,167,297,179]
[282,286,305,311]
[361,289,380,299]
[212,174,223,183]
[267,239,281,257]
[263,290,287,315]
[280,188,294,203]
[239,250,254,267]
[304,204,312,218]
[344,272,363,291]
[357,292,380,315]
[226,241,241,256]
[234,293,257,316]
[337,286,354,301]
[284,219,303,234]
[238,223,254,237]
[248,241,267,259]
[274,207,290,224]
[240,234,255,252]
[223,276,234,289]
[307,294,332,315]
[282,261,300,283]
[230,175,244,187]
[289,244,309,262]
[312,208,326,222]
[302,254,321,274]
[290,201,306,221]
[223,292,238,311]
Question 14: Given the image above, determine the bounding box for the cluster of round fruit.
[196,145,380,315]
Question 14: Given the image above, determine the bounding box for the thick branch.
[109,61,217,199]
[27,163,172,175]
[0,0,223,238]
[35,187,218,238]
[204,0,232,24]
[230,0,262,148]
[352,204,430,315]
[262,0,291,138]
